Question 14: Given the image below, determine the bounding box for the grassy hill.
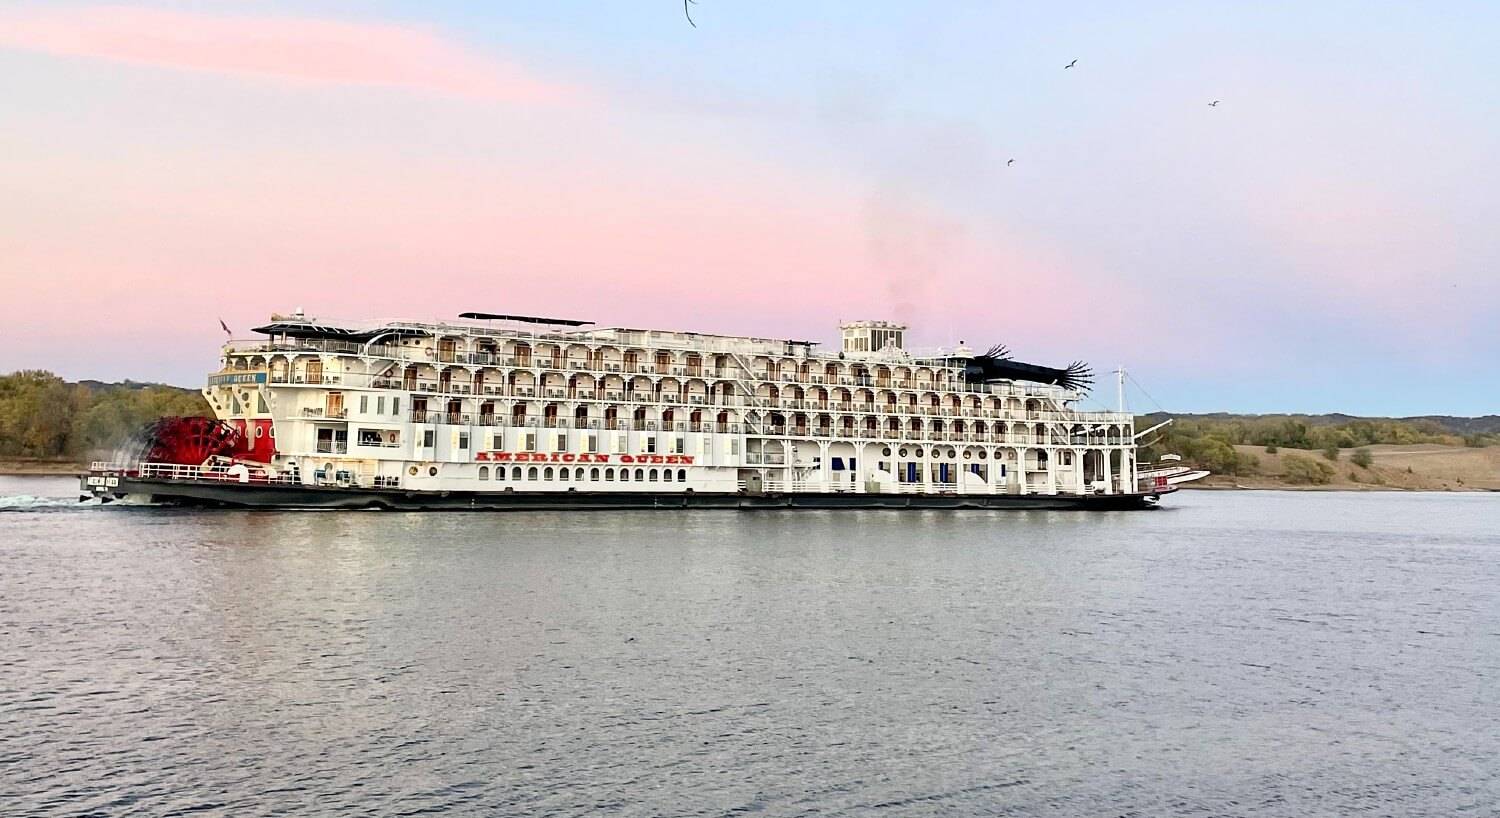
[1138,412,1499,491]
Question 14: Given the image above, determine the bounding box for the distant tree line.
[0,371,209,460]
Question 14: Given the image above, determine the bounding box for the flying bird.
[1208,100,1220,107]
[684,0,697,27]
[1007,159,1015,167]
[1064,59,1078,69]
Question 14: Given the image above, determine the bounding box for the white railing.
[136,462,303,485]
[232,349,1095,404]
[744,479,972,495]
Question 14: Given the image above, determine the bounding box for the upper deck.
[224,315,1093,405]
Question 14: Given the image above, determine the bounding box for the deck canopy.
[252,321,428,343]
[459,312,594,327]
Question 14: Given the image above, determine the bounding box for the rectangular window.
[423,430,435,447]
[525,433,537,452]
[587,434,598,453]
[491,433,503,449]
[556,433,567,451]
[458,432,469,449]
[377,396,385,414]
[729,439,740,456]
[360,395,368,414]
[645,436,657,454]
[392,397,401,416]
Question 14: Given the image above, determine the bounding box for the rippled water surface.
[3,476,1498,817]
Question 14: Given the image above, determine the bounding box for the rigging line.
[1125,371,1168,415]
[1079,392,1115,413]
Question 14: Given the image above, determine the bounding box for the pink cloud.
[0,5,567,102]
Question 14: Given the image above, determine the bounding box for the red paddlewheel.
[127,417,251,465]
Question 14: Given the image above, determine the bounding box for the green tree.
[1322,445,1340,462]
[0,371,209,459]
[1350,448,1374,468]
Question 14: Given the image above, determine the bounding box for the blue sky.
[0,1,1495,415]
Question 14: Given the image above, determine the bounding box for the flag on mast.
[219,318,232,336]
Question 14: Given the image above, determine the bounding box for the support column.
[1015,448,1028,494]
[1045,448,1058,495]
[1073,448,1085,495]
[1103,448,1113,494]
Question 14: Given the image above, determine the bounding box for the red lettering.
[476,452,489,461]
[548,453,560,463]
[562,453,576,463]
[649,455,665,464]
[495,452,513,462]
[620,455,634,464]
[680,456,695,465]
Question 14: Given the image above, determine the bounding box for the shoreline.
[0,461,87,477]
[1182,483,1497,493]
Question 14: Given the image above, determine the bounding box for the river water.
[2,475,1497,817]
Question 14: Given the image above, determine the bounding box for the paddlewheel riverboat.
[82,312,1177,510]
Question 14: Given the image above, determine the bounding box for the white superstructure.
[205,313,1139,498]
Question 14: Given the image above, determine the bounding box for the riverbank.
[1185,443,1500,492]
[0,459,85,476]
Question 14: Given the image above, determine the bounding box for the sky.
[0,1,1496,415]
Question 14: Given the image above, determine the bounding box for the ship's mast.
[1116,366,1126,414]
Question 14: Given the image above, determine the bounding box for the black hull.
[91,478,1166,511]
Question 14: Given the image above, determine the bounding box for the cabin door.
[305,359,323,385]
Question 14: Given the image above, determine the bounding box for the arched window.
[512,467,523,481]
[590,467,600,481]
[635,468,645,482]
[478,466,490,480]
[527,467,538,480]
[605,468,615,481]
[544,467,554,480]
[620,469,629,482]
[575,467,584,481]
[677,469,687,482]
[663,469,673,483]
[559,468,569,481]
[648,469,659,482]
[496,467,506,481]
